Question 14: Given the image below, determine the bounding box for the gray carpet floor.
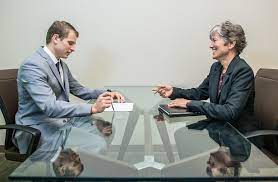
[0,153,21,182]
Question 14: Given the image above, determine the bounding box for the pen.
[153,87,161,94]
[153,90,158,94]
[107,89,115,111]
[111,102,115,111]
[153,86,165,94]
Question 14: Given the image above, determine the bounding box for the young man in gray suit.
[15,21,124,153]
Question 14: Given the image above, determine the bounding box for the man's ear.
[52,34,60,44]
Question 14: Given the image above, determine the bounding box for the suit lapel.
[37,47,66,93]
[61,61,70,101]
[218,56,240,101]
[210,63,222,103]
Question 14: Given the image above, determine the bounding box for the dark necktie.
[56,62,60,75]
[55,61,64,84]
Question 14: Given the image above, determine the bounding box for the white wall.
[1,0,278,144]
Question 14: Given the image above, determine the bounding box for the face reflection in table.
[52,148,84,177]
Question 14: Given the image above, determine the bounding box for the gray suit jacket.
[170,56,256,131]
[15,47,104,152]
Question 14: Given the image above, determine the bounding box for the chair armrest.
[0,124,40,136]
[244,130,278,139]
[0,124,41,156]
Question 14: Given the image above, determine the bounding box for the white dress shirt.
[43,46,64,84]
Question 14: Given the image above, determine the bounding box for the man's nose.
[70,45,76,52]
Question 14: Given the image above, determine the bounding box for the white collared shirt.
[43,46,64,84]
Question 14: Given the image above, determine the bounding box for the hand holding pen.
[152,84,174,98]
[106,89,125,112]
[91,92,114,114]
[107,89,125,103]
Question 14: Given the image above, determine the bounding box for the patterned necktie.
[218,73,225,96]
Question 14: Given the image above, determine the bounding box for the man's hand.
[101,126,112,136]
[95,120,112,136]
[91,92,113,114]
[152,84,173,98]
[168,98,191,108]
[106,91,125,103]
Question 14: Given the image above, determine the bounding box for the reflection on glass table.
[158,115,277,179]
[9,86,278,181]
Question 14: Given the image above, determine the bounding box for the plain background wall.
[1,0,278,144]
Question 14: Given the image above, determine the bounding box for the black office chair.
[0,69,41,162]
[244,68,278,156]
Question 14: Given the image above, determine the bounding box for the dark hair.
[46,21,79,44]
[210,21,247,54]
[52,148,84,177]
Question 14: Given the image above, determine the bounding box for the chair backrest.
[254,68,278,154]
[0,69,18,150]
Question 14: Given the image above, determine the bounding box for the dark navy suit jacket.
[170,56,256,131]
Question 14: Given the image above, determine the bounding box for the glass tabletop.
[9,86,278,181]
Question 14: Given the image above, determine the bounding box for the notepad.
[104,103,134,112]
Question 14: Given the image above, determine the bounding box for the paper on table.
[104,103,134,112]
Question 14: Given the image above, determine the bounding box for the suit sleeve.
[169,76,210,100]
[20,62,93,118]
[187,66,254,122]
[65,65,105,100]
